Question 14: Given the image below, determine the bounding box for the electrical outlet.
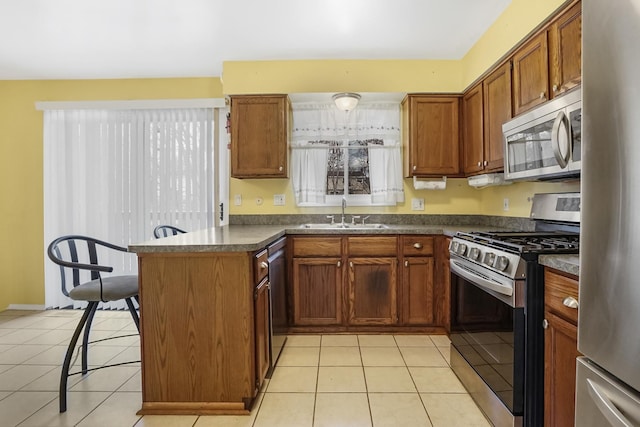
[411,198,425,211]
[273,194,285,206]
[503,198,510,211]
[234,194,242,206]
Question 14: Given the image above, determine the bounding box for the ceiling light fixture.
[332,92,361,111]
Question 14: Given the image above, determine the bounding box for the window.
[291,103,404,206]
[41,102,227,309]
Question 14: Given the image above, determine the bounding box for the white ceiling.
[0,0,512,80]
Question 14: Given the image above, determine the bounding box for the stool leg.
[81,302,99,375]
[125,298,140,332]
[60,302,97,413]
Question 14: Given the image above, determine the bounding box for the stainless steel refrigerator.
[576,0,640,425]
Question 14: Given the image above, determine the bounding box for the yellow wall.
[0,78,222,310]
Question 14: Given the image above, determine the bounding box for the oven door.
[449,258,525,416]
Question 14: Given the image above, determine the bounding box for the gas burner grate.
[458,231,580,254]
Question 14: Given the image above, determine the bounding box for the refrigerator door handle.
[587,379,637,427]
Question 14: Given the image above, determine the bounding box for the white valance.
[291,102,404,206]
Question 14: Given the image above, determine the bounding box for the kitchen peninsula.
[129,219,577,415]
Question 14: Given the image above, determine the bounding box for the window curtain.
[291,102,403,205]
[43,108,214,309]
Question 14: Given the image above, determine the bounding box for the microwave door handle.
[551,110,570,168]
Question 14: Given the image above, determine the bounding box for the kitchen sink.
[299,223,388,229]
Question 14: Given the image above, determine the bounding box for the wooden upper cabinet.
[462,83,484,175]
[482,62,512,172]
[548,1,582,98]
[512,32,550,116]
[230,95,289,178]
[402,95,460,177]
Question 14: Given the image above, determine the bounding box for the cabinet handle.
[337,261,341,267]
[539,91,546,99]
[349,261,353,268]
[477,161,481,167]
[483,160,488,166]
[542,319,549,329]
[562,296,579,309]
[552,84,558,92]
[413,243,422,249]
[412,165,416,171]
[260,261,268,269]
[404,260,409,267]
[278,165,283,171]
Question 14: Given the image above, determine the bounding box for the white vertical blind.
[43,108,217,309]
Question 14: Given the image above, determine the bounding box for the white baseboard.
[6,304,46,311]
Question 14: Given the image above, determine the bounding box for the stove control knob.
[483,252,496,266]
[450,241,459,253]
[496,256,510,271]
[468,247,481,261]
[457,243,468,256]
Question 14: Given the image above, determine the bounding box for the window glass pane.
[326,145,344,195]
[348,140,370,195]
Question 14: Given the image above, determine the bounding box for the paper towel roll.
[413,176,447,190]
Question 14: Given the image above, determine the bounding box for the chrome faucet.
[341,197,347,225]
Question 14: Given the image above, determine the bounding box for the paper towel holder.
[413,176,447,190]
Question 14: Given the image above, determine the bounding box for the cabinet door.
[483,62,512,172]
[292,257,342,325]
[403,96,460,177]
[348,258,398,325]
[549,1,582,98]
[254,277,270,390]
[462,83,484,175]
[401,257,435,325]
[544,311,579,427]
[230,95,289,178]
[512,32,550,116]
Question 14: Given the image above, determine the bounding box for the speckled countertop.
[539,254,580,276]
[129,223,506,253]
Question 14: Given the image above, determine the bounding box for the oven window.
[450,274,525,414]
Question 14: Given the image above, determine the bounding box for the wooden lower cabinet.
[544,268,580,427]
[137,251,264,415]
[292,257,342,325]
[290,234,447,332]
[348,257,398,325]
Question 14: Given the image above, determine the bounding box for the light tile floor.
[0,309,492,427]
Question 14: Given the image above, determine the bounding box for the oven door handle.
[450,259,514,296]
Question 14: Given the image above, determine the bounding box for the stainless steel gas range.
[448,192,580,427]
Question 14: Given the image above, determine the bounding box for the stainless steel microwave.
[502,88,581,181]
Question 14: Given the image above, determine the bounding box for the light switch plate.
[234,194,242,206]
[273,194,285,206]
[503,198,509,211]
[411,198,425,211]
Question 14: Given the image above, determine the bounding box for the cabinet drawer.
[347,236,397,257]
[545,269,579,325]
[254,249,269,283]
[402,236,434,256]
[292,237,342,257]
